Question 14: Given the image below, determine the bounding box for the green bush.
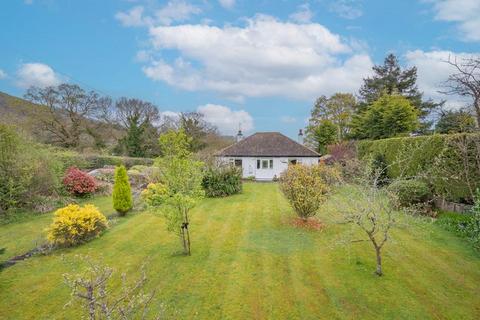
[358,133,480,203]
[202,166,242,197]
[51,149,154,170]
[387,179,431,208]
[0,125,62,214]
[112,165,133,215]
[279,164,340,220]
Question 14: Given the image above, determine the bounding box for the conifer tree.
[113,165,133,216]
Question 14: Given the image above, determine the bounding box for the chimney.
[236,129,243,142]
[298,129,304,144]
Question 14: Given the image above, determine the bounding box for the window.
[234,159,242,167]
[289,159,297,165]
[262,160,269,169]
[257,159,273,169]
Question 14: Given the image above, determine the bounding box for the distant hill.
[0,91,122,150]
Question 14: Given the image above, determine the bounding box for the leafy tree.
[350,94,418,139]
[307,120,338,154]
[143,129,204,255]
[359,53,441,131]
[114,98,160,157]
[307,93,356,140]
[435,109,476,133]
[158,129,192,158]
[112,165,133,216]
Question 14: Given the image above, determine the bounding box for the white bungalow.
[216,130,321,181]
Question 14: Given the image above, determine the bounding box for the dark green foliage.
[358,53,441,131]
[0,125,62,214]
[202,166,242,197]
[358,133,480,203]
[112,165,133,215]
[435,110,476,134]
[370,153,389,187]
[387,179,431,208]
[307,120,338,154]
[350,94,419,139]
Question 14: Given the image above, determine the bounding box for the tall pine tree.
[358,54,441,132]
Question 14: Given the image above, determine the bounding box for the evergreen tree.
[435,109,476,134]
[308,120,338,154]
[359,54,440,132]
[113,165,133,216]
[350,94,418,139]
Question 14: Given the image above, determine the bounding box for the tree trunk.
[475,98,480,128]
[375,247,383,276]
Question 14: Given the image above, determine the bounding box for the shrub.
[358,133,480,203]
[202,165,242,197]
[63,167,98,196]
[0,125,62,214]
[387,179,431,208]
[47,204,108,247]
[279,164,340,220]
[112,165,133,215]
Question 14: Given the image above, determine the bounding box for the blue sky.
[1,0,479,138]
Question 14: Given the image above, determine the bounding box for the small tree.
[338,185,396,276]
[63,255,162,320]
[279,164,340,221]
[112,165,133,216]
[308,119,338,154]
[142,129,204,255]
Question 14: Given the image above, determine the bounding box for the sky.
[1,0,480,138]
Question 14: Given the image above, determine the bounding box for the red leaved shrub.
[63,167,97,196]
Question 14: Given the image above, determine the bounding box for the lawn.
[0,183,479,319]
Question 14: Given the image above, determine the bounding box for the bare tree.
[25,84,105,148]
[442,56,480,126]
[114,98,160,157]
[339,184,396,276]
[63,255,163,320]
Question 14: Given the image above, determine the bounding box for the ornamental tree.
[112,165,133,216]
[142,129,204,255]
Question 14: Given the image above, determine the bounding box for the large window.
[257,159,273,169]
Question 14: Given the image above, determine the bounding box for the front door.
[256,158,274,180]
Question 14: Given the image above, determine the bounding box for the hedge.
[51,149,154,170]
[358,133,480,203]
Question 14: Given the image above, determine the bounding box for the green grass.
[0,196,115,262]
[0,183,479,319]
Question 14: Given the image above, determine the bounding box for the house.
[215,131,321,181]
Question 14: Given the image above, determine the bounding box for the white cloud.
[405,49,476,108]
[329,0,363,20]
[115,6,150,27]
[143,14,373,100]
[289,3,313,24]
[428,0,480,41]
[116,1,201,27]
[16,63,62,89]
[155,0,201,25]
[0,69,7,79]
[281,116,297,123]
[218,0,235,9]
[197,104,254,134]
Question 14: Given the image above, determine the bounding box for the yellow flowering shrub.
[47,204,108,247]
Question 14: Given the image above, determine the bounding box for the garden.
[1,124,480,319]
